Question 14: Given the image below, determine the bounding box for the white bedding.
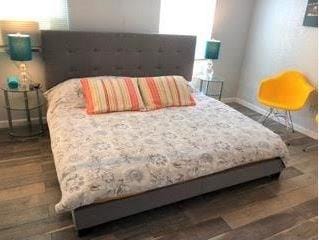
[46,79,288,213]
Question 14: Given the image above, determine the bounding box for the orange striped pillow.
[81,77,145,114]
[137,75,195,110]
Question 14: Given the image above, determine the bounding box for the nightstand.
[199,75,224,100]
[1,86,44,137]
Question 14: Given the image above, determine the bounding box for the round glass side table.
[1,86,44,137]
[198,75,224,100]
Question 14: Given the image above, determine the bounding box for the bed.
[41,31,288,234]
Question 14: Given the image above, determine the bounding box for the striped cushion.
[81,77,145,114]
[137,75,195,110]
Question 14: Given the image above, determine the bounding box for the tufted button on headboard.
[41,31,196,89]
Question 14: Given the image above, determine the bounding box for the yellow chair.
[257,70,315,131]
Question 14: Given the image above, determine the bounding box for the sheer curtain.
[159,0,216,59]
[0,0,69,30]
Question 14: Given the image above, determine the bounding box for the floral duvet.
[46,79,288,213]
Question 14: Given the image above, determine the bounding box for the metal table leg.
[23,91,32,129]
[36,89,44,133]
[219,81,224,100]
[4,90,13,131]
[199,79,203,93]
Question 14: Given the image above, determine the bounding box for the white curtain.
[159,0,216,59]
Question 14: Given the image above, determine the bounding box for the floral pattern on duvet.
[46,79,288,213]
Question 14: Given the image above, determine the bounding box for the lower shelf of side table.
[8,124,44,137]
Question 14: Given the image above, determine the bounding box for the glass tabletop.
[1,85,40,92]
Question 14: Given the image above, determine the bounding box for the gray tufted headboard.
[41,31,196,89]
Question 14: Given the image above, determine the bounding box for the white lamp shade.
[0,20,40,47]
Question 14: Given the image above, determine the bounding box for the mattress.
[46,79,288,213]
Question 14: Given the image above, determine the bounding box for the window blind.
[0,0,69,30]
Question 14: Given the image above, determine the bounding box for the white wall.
[237,0,318,137]
[212,0,256,98]
[68,0,160,33]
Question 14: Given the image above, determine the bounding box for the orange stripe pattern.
[137,75,195,110]
[81,77,145,114]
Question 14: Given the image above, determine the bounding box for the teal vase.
[7,76,20,89]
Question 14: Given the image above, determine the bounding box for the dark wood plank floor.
[0,103,317,240]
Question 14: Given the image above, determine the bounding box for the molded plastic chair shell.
[258,70,315,111]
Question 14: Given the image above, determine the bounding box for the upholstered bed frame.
[41,31,284,235]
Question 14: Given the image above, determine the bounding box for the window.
[0,0,69,30]
[159,0,216,59]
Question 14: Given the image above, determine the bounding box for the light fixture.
[204,39,221,78]
[8,33,32,88]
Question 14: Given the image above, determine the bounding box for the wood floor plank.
[0,216,72,240]
[0,154,52,168]
[49,225,80,240]
[263,173,316,196]
[0,149,42,161]
[222,185,317,228]
[0,182,45,202]
[25,234,51,240]
[183,169,313,225]
[287,138,318,156]
[111,206,193,240]
[209,206,306,240]
[184,184,276,224]
[292,198,318,220]
[0,162,42,180]
[0,155,52,169]
[293,158,318,175]
[90,234,119,240]
[278,167,303,180]
[158,217,231,240]
[0,205,49,230]
[287,151,317,167]
[0,188,60,215]
[0,169,58,191]
[263,217,317,240]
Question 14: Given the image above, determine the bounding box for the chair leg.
[284,111,290,144]
[284,111,294,133]
[282,110,296,145]
[259,108,273,124]
[288,111,294,133]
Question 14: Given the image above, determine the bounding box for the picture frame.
[303,0,318,27]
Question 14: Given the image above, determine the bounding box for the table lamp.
[205,39,221,78]
[8,33,32,88]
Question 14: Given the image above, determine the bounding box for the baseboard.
[234,98,318,140]
[0,117,47,129]
[221,97,238,103]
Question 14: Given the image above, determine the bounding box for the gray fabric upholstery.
[41,31,196,89]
